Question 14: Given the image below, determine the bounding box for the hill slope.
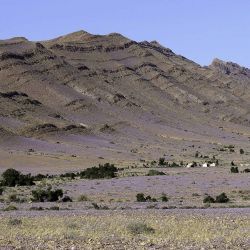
[0,31,249,172]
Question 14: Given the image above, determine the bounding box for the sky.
[1,0,250,67]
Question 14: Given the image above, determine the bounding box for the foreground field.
[0,209,249,249]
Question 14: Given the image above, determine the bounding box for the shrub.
[49,206,60,210]
[91,202,109,210]
[8,218,22,226]
[61,196,72,202]
[240,149,244,154]
[92,202,100,209]
[161,194,168,202]
[215,193,229,203]
[243,168,250,173]
[8,194,20,202]
[231,161,235,166]
[59,172,77,179]
[136,193,146,202]
[80,163,118,179]
[77,195,89,202]
[3,205,18,211]
[147,169,166,176]
[1,168,34,187]
[29,206,44,211]
[0,187,4,195]
[203,195,215,203]
[230,166,239,173]
[31,188,63,202]
[169,162,181,167]
[158,157,166,166]
[127,222,155,235]
[1,168,21,187]
[136,193,157,202]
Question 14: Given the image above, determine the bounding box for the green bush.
[136,193,157,202]
[127,222,155,235]
[161,194,168,202]
[203,195,215,203]
[158,157,166,166]
[215,193,229,203]
[31,187,63,202]
[1,168,34,187]
[136,193,146,202]
[147,169,166,176]
[59,172,77,179]
[240,149,244,154]
[230,166,239,173]
[80,163,118,179]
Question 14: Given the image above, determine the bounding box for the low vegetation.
[127,222,155,235]
[230,166,239,173]
[136,193,167,202]
[0,213,248,249]
[203,193,229,203]
[146,169,166,176]
[0,168,35,187]
[31,187,63,202]
[80,163,118,179]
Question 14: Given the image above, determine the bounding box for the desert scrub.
[160,193,169,202]
[146,169,166,176]
[136,193,157,202]
[203,193,229,203]
[92,202,109,210]
[0,212,248,249]
[8,218,22,226]
[203,195,215,203]
[77,194,89,202]
[3,205,18,211]
[215,193,229,203]
[80,163,118,179]
[127,222,155,235]
[230,166,239,173]
[31,187,63,202]
[0,168,35,187]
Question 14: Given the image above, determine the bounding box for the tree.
[2,168,21,187]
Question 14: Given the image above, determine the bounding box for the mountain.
[0,31,249,172]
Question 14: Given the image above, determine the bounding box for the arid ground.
[0,31,249,249]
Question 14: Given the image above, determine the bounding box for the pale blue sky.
[1,0,250,67]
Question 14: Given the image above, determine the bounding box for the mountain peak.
[50,30,92,43]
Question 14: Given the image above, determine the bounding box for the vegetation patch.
[31,187,63,202]
[127,222,155,235]
[0,168,35,187]
[147,169,166,176]
[136,193,157,202]
[80,163,118,179]
[203,193,229,204]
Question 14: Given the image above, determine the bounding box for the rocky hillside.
[0,31,249,171]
